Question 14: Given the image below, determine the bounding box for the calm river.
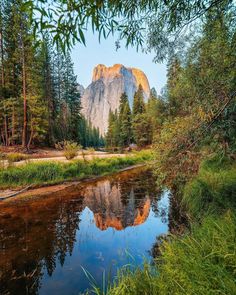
[0,167,172,295]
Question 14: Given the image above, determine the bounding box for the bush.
[85,147,95,154]
[153,114,203,188]
[7,153,28,163]
[56,141,82,160]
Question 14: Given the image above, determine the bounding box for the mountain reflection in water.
[0,168,170,295]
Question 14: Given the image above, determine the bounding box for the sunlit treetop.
[22,0,234,61]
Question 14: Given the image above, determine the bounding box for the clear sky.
[71,30,167,94]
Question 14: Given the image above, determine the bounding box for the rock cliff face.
[83,180,151,231]
[81,64,150,135]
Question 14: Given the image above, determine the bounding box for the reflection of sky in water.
[0,169,170,295]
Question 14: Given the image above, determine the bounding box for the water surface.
[0,168,170,295]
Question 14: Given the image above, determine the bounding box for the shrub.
[7,153,28,163]
[56,141,82,160]
[153,114,203,187]
[86,147,95,154]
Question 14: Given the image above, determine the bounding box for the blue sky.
[71,30,167,94]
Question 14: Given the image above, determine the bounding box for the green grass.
[182,156,236,220]
[0,150,152,189]
[106,212,236,295]
[90,154,236,295]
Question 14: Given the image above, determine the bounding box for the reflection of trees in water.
[168,192,189,235]
[0,197,84,295]
[150,191,188,260]
[0,168,162,295]
[55,201,81,266]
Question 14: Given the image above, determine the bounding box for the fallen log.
[0,185,33,201]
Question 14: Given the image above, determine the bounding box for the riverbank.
[0,151,129,168]
[0,164,146,203]
[0,150,152,191]
[101,155,236,295]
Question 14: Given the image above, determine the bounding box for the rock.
[81,64,150,135]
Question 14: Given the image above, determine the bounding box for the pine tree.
[40,34,57,145]
[118,93,132,147]
[106,110,115,148]
[132,84,145,117]
[0,1,5,98]
[146,87,166,142]
[0,1,85,149]
[64,54,81,142]
[132,113,152,146]
[132,84,149,146]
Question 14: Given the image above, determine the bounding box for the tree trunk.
[21,37,28,149]
[0,9,5,92]
[4,114,8,146]
[1,129,5,145]
[12,105,15,145]
[27,116,34,150]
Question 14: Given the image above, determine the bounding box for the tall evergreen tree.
[132,84,145,117]
[0,1,83,148]
[118,93,132,147]
[132,85,150,146]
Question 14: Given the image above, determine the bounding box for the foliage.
[0,1,104,149]
[119,93,132,147]
[100,8,236,292]
[55,141,82,160]
[106,110,120,149]
[23,0,233,62]
[132,113,151,147]
[153,5,236,187]
[6,153,28,163]
[0,150,152,189]
[86,147,95,154]
[78,116,104,148]
[106,88,158,149]
[132,85,145,117]
[154,114,203,187]
[146,88,166,142]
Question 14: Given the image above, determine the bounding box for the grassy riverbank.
[0,150,152,189]
[100,155,236,295]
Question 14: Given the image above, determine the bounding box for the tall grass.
[106,212,236,295]
[0,150,152,189]
[182,156,236,220]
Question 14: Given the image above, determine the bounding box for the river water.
[0,167,171,295]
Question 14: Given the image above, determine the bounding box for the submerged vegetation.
[0,150,152,189]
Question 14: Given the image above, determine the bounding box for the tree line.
[0,0,103,150]
[106,85,165,149]
[153,2,236,185]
